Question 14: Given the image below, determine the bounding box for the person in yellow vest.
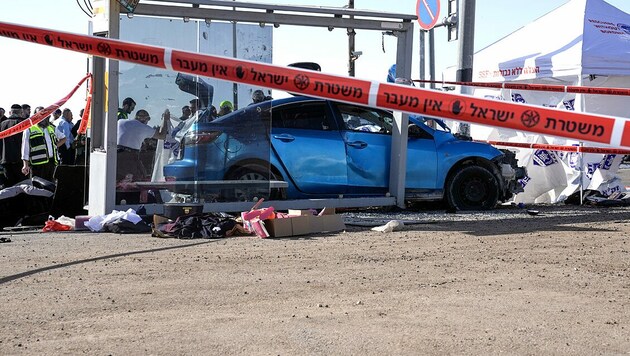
[20,113,66,183]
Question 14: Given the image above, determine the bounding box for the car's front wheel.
[446,165,499,211]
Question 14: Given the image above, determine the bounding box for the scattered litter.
[526,209,540,216]
[371,220,404,233]
[43,217,73,232]
[85,209,145,232]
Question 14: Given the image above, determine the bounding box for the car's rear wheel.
[446,165,499,211]
[226,163,285,201]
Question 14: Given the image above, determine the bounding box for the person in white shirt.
[116,108,169,182]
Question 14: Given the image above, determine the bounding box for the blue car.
[163,96,525,210]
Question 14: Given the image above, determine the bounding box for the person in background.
[21,104,31,119]
[1,104,26,187]
[21,110,65,183]
[51,108,62,127]
[179,105,191,121]
[171,99,205,144]
[218,100,233,117]
[71,109,83,138]
[0,107,7,124]
[250,89,272,105]
[116,109,169,182]
[57,108,75,165]
[117,97,136,120]
[72,109,88,164]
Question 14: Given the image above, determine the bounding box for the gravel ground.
[1,202,629,355]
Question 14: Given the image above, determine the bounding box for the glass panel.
[336,103,393,134]
[115,16,274,205]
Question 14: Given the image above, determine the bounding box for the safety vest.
[28,125,58,166]
[117,110,128,120]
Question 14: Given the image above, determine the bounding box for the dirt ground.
[0,203,629,355]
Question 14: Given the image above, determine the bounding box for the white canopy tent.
[460,0,630,203]
[473,0,630,126]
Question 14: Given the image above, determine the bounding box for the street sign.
[416,0,441,30]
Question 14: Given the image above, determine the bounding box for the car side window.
[271,102,333,131]
[336,103,392,134]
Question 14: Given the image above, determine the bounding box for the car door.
[270,100,348,194]
[335,103,438,193]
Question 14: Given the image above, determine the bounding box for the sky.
[2,0,630,119]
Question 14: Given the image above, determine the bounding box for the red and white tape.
[476,140,630,155]
[414,79,630,96]
[2,21,630,148]
[0,73,91,139]
[77,76,93,135]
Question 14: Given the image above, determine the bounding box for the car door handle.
[272,134,295,142]
[346,141,367,149]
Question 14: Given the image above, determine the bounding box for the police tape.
[413,79,630,96]
[477,140,630,155]
[0,73,91,140]
[77,76,93,135]
[2,21,630,148]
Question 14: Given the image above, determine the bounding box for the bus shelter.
[88,0,416,215]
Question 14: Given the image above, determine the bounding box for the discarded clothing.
[104,217,152,234]
[160,212,239,239]
[85,208,144,232]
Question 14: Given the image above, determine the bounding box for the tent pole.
[580,141,584,205]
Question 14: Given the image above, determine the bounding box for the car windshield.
[409,115,451,133]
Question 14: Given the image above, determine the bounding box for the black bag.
[104,218,152,234]
[165,212,236,239]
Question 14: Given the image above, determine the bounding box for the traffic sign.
[416,0,441,30]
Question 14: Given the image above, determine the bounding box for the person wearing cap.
[117,97,136,121]
[116,108,169,182]
[218,100,234,116]
[0,104,26,187]
[21,108,66,183]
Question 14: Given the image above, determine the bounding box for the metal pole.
[579,142,584,205]
[348,0,355,77]
[419,29,425,88]
[232,0,238,108]
[429,28,436,90]
[455,0,475,137]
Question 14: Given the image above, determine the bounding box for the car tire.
[226,164,285,200]
[446,165,499,211]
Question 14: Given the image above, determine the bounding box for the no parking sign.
[416,0,441,30]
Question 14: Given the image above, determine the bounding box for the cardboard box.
[264,208,345,237]
[264,215,309,238]
[310,214,346,233]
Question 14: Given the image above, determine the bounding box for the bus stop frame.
[88,0,416,215]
